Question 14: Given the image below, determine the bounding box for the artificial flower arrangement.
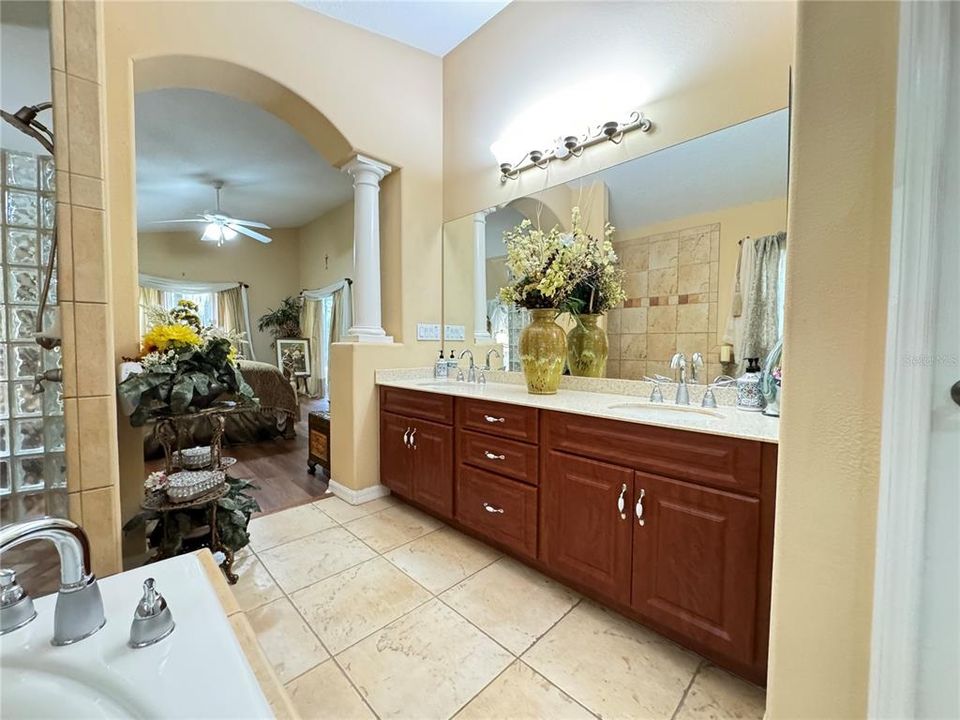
[118,299,257,426]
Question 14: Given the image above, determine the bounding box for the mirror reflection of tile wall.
[0,149,66,524]
[608,223,721,383]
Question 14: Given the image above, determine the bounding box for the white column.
[342,154,393,343]
[473,209,494,343]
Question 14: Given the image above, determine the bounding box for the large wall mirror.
[442,108,789,383]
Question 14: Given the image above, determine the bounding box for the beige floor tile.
[259,527,377,593]
[344,503,442,553]
[524,600,699,719]
[286,660,375,720]
[291,557,431,654]
[385,527,501,593]
[247,597,329,683]
[315,495,398,524]
[674,665,766,720]
[230,551,284,612]
[442,557,580,654]
[456,661,594,720]
[339,599,513,719]
[249,503,337,552]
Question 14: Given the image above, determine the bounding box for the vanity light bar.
[499,111,654,183]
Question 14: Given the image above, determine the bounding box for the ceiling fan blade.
[224,217,271,229]
[229,223,272,244]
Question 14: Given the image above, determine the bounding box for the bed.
[143,360,299,458]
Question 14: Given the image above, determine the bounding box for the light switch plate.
[444,324,466,341]
[417,323,441,341]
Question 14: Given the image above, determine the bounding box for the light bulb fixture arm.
[499,111,653,182]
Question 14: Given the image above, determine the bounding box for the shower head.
[1,103,54,155]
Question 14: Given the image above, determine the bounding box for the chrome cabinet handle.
[617,483,627,520]
[484,451,506,461]
[402,428,411,448]
[635,488,645,526]
[483,415,505,424]
[482,502,504,514]
[409,428,417,450]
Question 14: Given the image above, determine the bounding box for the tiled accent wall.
[0,150,67,522]
[607,223,723,383]
[51,0,122,576]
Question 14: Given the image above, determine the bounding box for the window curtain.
[300,299,323,397]
[139,286,162,338]
[301,280,353,399]
[216,285,256,360]
[740,232,786,365]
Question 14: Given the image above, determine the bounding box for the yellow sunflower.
[141,323,202,355]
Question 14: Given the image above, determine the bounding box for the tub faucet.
[670,353,690,405]
[459,349,477,383]
[0,517,105,645]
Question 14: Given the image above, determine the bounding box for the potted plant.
[559,210,626,377]
[118,300,257,426]
[499,215,583,394]
[257,296,303,341]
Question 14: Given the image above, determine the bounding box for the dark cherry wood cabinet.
[630,471,760,664]
[540,451,634,604]
[379,386,777,685]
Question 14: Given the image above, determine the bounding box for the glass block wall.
[0,148,66,524]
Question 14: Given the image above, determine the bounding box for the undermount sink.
[0,554,271,720]
[607,401,724,418]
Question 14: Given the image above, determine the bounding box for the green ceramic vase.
[566,314,608,378]
[519,309,566,395]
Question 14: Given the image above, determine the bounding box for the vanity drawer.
[380,386,454,425]
[456,466,538,559]
[457,398,538,443]
[542,410,762,495]
[458,429,539,485]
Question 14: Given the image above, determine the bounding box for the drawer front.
[457,398,538,443]
[380,386,454,425]
[542,410,762,495]
[456,466,538,559]
[457,429,539,485]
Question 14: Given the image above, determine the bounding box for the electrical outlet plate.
[444,324,466,342]
[416,323,441,341]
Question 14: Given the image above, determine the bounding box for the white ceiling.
[588,109,789,233]
[294,0,510,56]
[135,89,353,232]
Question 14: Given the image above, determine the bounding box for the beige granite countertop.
[376,370,778,444]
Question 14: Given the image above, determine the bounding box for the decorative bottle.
[736,357,765,412]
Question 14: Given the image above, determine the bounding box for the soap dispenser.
[446,350,457,372]
[736,357,765,412]
[434,351,448,379]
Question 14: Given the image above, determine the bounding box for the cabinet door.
[631,472,760,665]
[541,451,634,603]
[409,418,454,518]
[380,411,415,497]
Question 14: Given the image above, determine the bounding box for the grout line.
[670,659,705,720]
[448,656,517,720]
[518,597,583,662]
[516,659,602,720]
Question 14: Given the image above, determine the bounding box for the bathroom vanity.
[378,378,778,685]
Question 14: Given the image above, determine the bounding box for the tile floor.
[234,496,766,720]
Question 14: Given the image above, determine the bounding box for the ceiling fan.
[153,181,272,246]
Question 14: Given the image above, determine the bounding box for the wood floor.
[5,398,331,597]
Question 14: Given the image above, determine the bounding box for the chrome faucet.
[458,349,477,383]
[689,352,704,384]
[643,375,671,403]
[0,517,105,645]
[670,353,690,405]
[484,348,502,371]
[702,375,736,408]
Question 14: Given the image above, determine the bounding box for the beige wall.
[299,200,354,292]
[443,1,796,221]
[137,228,301,363]
[766,1,897,716]
[100,1,443,538]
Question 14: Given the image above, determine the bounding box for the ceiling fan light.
[222,225,238,241]
[201,223,222,243]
